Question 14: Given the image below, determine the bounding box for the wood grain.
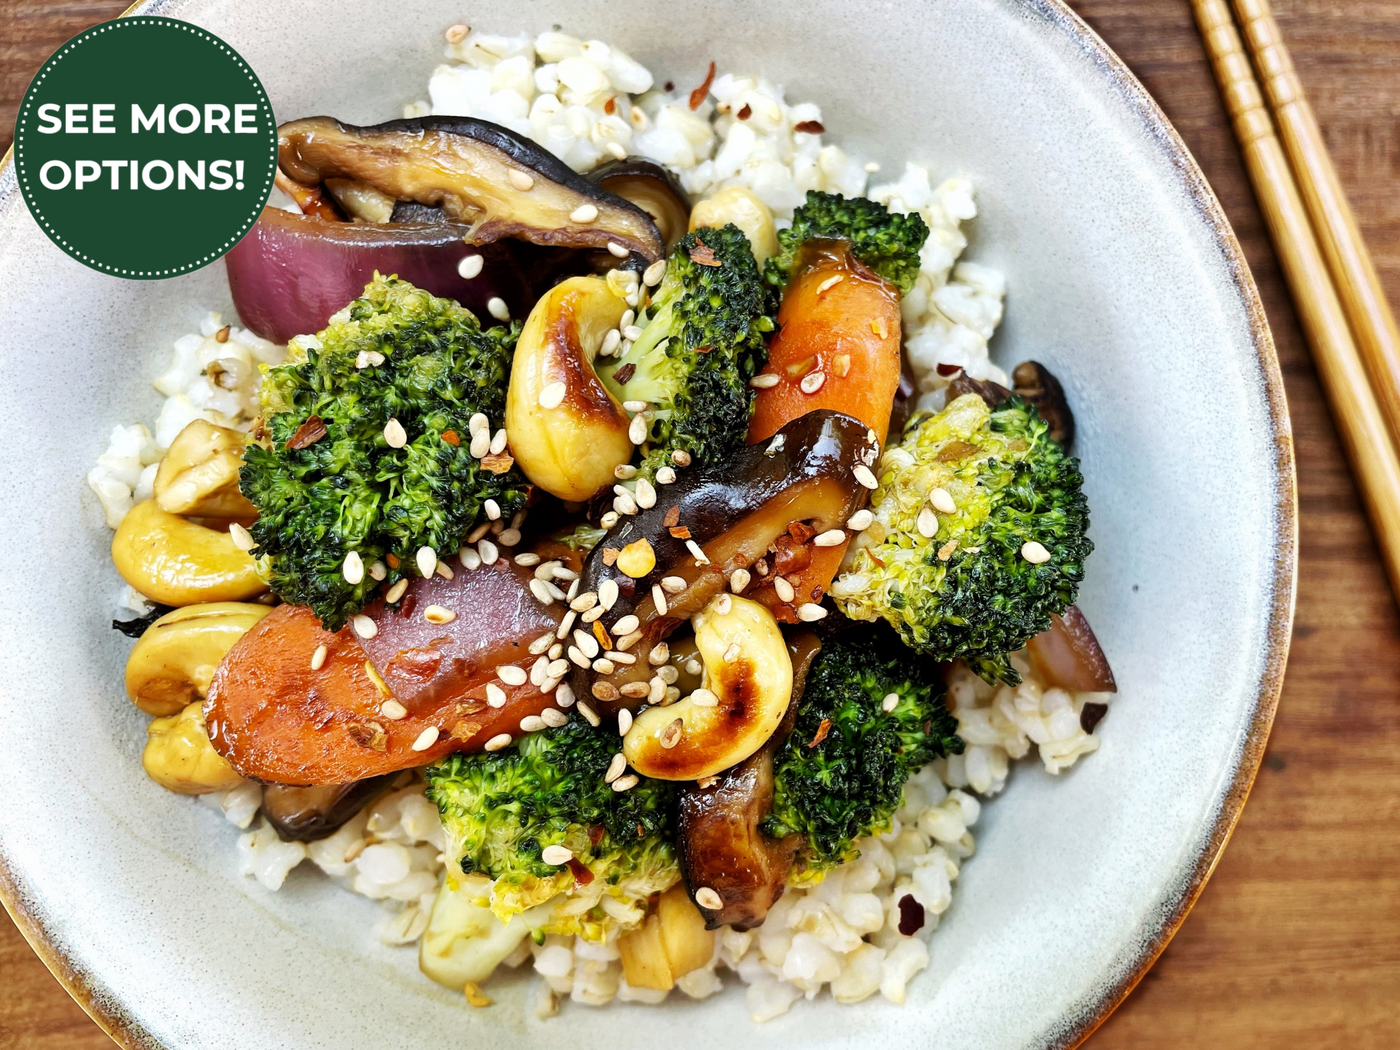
[1,2,1398,1048]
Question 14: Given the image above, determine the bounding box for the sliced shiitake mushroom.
[1025,605,1116,694]
[278,116,664,260]
[262,776,397,842]
[589,157,691,250]
[1012,360,1075,447]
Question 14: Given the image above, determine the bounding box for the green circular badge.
[13,17,277,279]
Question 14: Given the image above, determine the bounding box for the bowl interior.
[0,1,1292,1048]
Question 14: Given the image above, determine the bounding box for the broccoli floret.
[598,225,772,480]
[762,627,962,869]
[764,190,929,296]
[240,275,529,630]
[831,392,1093,684]
[425,720,678,933]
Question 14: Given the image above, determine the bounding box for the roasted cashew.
[112,500,266,606]
[690,187,778,266]
[125,602,272,715]
[154,419,257,519]
[142,701,245,795]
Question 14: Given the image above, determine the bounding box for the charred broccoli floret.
[762,627,961,869]
[425,720,678,932]
[240,275,528,630]
[764,190,930,296]
[598,225,772,481]
[832,392,1093,684]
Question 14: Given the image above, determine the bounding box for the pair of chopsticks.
[1193,0,1400,602]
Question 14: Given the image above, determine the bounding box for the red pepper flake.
[480,450,514,474]
[567,858,595,886]
[346,721,387,752]
[689,61,716,110]
[668,525,692,540]
[695,345,712,354]
[793,119,825,135]
[441,429,460,446]
[589,825,606,846]
[737,103,752,120]
[613,362,636,384]
[688,239,721,266]
[604,96,616,115]
[450,720,482,742]
[285,414,328,450]
[386,553,400,569]
[787,521,817,544]
[810,584,824,602]
[662,505,681,528]
[897,894,926,935]
[807,718,832,748]
[936,362,963,377]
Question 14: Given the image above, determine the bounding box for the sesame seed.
[352,614,377,638]
[612,614,640,637]
[614,492,638,516]
[537,381,566,410]
[614,463,638,480]
[541,708,569,728]
[930,487,957,514]
[882,692,900,713]
[647,643,670,667]
[547,658,569,678]
[634,477,657,509]
[483,499,501,522]
[592,680,620,702]
[592,658,616,675]
[605,753,627,782]
[568,646,590,668]
[628,414,649,445]
[917,506,938,539]
[478,539,499,564]
[229,522,256,551]
[411,726,440,751]
[571,594,599,618]
[497,665,527,687]
[556,610,577,639]
[724,641,741,663]
[530,632,555,656]
[690,688,718,708]
[685,658,703,676]
[435,561,455,580]
[621,680,651,698]
[622,398,647,413]
[659,665,680,685]
[507,169,535,191]
[599,579,620,611]
[714,594,732,615]
[622,325,643,341]
[695,887,722,910]
[797,603,828,622]
[617,709,633,735]
[661,575,687,594]
[577,700,599,725]
[468,522,492,543]
[606,241,629,258]
[686,540,709,565]
[530,656,548,686]
[648,676,666,703]
[529,578,554,605]
[556,682,576,708]
[519,714,547,733]
[468,412,489,436]
[814,528,846,547]
[600,511,621,528]
[847,509,874,531]
[617,631,643,651]
[655,466,676,485]
[444,22,469,43]
[487,298,510,321]
[342,550,365,585]
[601,329,622,355]
[469,428,490,457]
[750,373,780,389]
[383,418,407,448]
[485,683,507,708]
[541,844,573,865]
[643,259,667,286]
[652,583,668,615]
[1021,540,1052,564]
[416,546,437,577]
[385,578,409,603]
[381,699,408,720]
[423,604,456,625]
[665,686,681,704]
[575,630,600,658]
[773,576,795,603]
[518,554,544,570]
[612,774,639,792]
[490,428,508,455]
[816,274,845,294]
[484,733,512,752]
[570,203,599,223]
[310,644,328,671]
[671,449,692,467]
[729,568,751,594]
[853,464,879,489]
[368,560,387,581]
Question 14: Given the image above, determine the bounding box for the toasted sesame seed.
[483,683,507,708]
[516,553,543,569]
[229,522,256,551]
[383,418,407,448]
[467,522,491,543]
[556,682,576,709]
[484,499,501,521]
[497,665,527,687]
[612,773,639,792]
[555,611,577,641]
[613,492,638,516]
[435,561,455,580]
[411,726,440,751]
[599,510,621,528]
[445,22,469,43]
[601,328,622,356]
[568,646,590,669]
[368,560,387,582]
[847,509,875,531]
[380,699,407,720]
[930,487,957,514]
[570,203,600,223]
[797,603,828,622]
[917,506,939,539]
[643,259,667,286]
[617,709,634,735]
[599,579,620,611]
[816,274,845,294]
[654,466,677,487]
[415,546,437,577]
[612,614,640,637]
[814,528,846,547]
[547,658,569,679]
[690,688,718,708]
[478,538,499,564]
[487,298,510,321]
[529,632,556,656]
[310,644,328,671]
[484,733,512,752]
[529,656,548,686]
[507,169,535,191]
[592,658,616,675]
[686,539,709,565]
[606,241,629,258]
[529,578,554,605]
[750,373,780,389]
[729,568,751,594]
[541,843,573,865]
[695,887,723,910]
[571,592,599,613]
[577,699,599,725]
[541,708,569,728]
[352,614,377,638]
[651,583,668,615]
[575,630,600,658]
[627,414,649,445]
[592,681,620,702]
[535,380,568,411]
[606,650,637,665]
[646,676,665,703]
[658,665,680,685]
[620,680,650,699]
[385,578,409,604]
[647,642,670,667]
[423,604,456,625]
[519,714,547,733]
[881,692,900,713]
[671,449,692,467]
[343,550,365,585]
[800,370,826,394]
[773,576,795,603]
[714,593,732,615]
[685,658,703,676]
[614,463,638,480]
[1021,540,1052,564]
[661,575,687,594]
[853,464,879,489]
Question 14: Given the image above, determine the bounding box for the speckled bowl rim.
[0,0,1297,1046]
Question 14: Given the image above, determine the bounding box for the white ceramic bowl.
[0,1,1294,1047]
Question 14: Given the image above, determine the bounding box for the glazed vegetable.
[425,719,678,933]
[124,601,272,716]
[589,157,691,250]
[239,275,528,630]
[276,116,664,260]
[598,225,773,482]
[832,392,1093,684]
[112,500,266,607]
[762,627,962,868]
[763,191,929,298]
[505,276,633,500]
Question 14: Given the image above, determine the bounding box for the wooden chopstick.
[1192,0,1400,602]
[1231,0,1400,456]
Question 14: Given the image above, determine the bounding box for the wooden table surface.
[3,1,1398,1046]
